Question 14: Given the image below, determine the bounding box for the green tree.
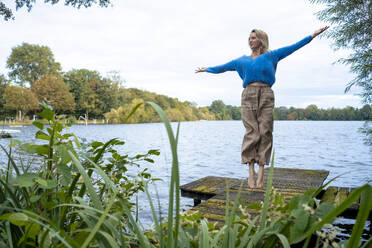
[0,2,13,21]
[64,69,122,118]
[328,108,339,120]
[165,108,183,122]
[310,0,371,104]
[94,77,120,116]
[63,69,101,118]
[4,86,39,121]
[7,43,61,86]
[154,95,170,109]
[226,105,241,120]
[278,106,289,120]
[32,74,75,113]
[286,107,297,120]
[0,74,9,116]
[209,100,227,120]
[118,87,132,106]
[105,87,223,123]
[360,104,372,120]
[1,0,112,21]
[180,102,197,121]
[297,109,305,120]
[305,104,322,120]
[343,106,356,120]
[168,97,177,108]
[105,98,148,124]
[198,107,216,120]
[287,111,298,120]
[273,108,280,120]
[272,105,370,121]
[106,70,125,87]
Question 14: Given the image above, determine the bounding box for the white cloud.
[0,0,364,108]
[298,95,363,109]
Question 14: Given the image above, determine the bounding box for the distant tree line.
[208,101,371,121]
[0,43,217,122]
[0,43,370,123]
[208,100,241,120]
[274,104,371,121]
[104,89,215,123]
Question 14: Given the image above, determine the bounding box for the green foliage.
[0,102,159,247]
[119,102,372,248]
[2,40,217,121]
[274,104,372,121]
[0,2,13,21]
[1,0,112,21]
[209,100,230,120]
[0,74,9,116]
[305,104,323,120]
[63,69,122,118]
[360,121,372,146]
[63,69,101,117]
[226,105,241,120]
[105,90,217,123]
[125,103,372,247]
[32,74,76,113]
[0,101,371,247]
[4,85,39,121]
[6,43,61,86]
[6,41,369,123]
[309,0,371,104]
[96,77,120,115]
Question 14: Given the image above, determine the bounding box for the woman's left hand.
[195,67,207,73]
[312,26,330,38]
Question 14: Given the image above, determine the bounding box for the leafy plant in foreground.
[0,101,371,247]
[0,102,159,247]
[123,102,372,248]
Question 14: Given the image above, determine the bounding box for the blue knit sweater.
[206,35,313,88]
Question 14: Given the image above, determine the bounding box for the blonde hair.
[251,29,269,54]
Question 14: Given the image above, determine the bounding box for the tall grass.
[0,101,371,247]
[0,102,160,247]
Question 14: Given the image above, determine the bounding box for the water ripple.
[1,120,371,224]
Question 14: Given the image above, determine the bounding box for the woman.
[195,26,329,189]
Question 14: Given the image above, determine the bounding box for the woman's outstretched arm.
[195,59,237,74]
[271,26,330,61]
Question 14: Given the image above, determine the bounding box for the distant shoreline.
[1,119,369,127]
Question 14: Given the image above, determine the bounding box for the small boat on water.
[0,129,21,138]
[1,133,11,138]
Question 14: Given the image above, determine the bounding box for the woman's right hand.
[195,67,207,73]
[312,26,329,38]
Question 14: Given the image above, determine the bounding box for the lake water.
[1,120,371,226]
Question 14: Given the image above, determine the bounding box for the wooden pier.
[180,168,370,225]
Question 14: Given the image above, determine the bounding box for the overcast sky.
[0,0,364,108]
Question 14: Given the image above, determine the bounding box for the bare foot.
[248,170,256,189]
[248,163,256,189]
[256,165,264,189]
[248,175,255,189]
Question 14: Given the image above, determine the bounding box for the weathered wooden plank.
[180,176,241,196]
[181,167,330,224]
[181,168,329,197]
[187,187,308,224]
